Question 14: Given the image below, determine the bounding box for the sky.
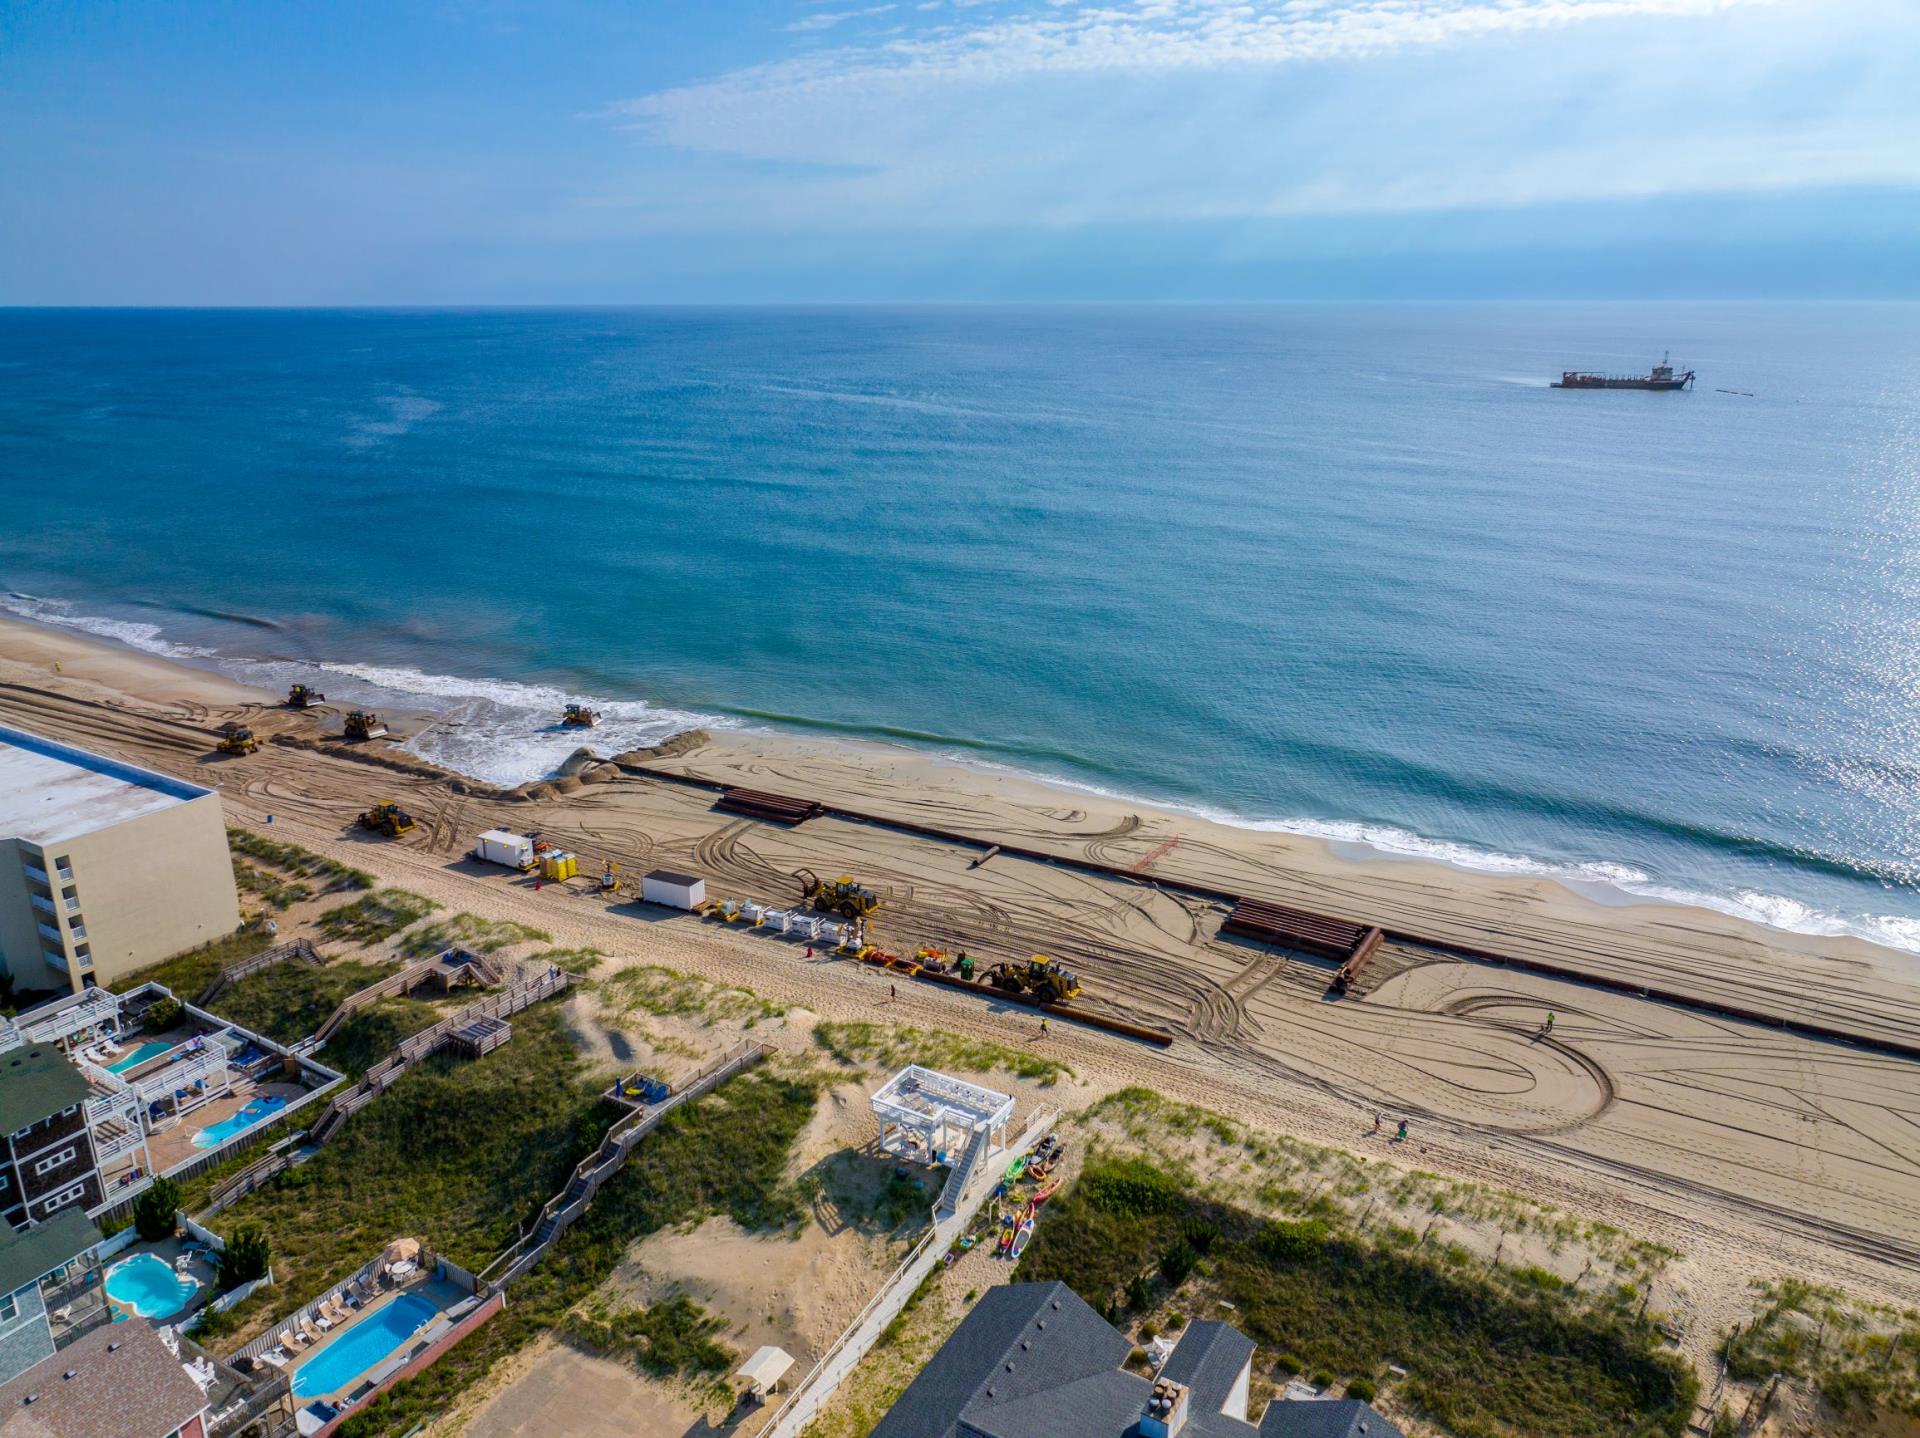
[1,0,1917,302]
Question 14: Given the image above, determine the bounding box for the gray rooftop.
[0,1316,207,1438]
[0,1211,101,1296]
[871,1282,1264,1438]
[1257,1398,1405,1438]
[0,725,209,846]
[0,1045,92,1134]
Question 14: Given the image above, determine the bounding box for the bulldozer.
[357,801,416,838]
[343,710,389,741]
[286,683,326,709]
[984,957,1081,1004]
[560,703,600,728]
[798,870,882,920]
[215,723,261,756]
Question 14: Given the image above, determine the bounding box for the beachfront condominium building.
[0,725,239,998]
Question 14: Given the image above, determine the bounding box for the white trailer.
[641,869,706,910]
[474,830,535,870]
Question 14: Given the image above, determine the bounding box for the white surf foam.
[314,661,734,788]
[0,593,218,660]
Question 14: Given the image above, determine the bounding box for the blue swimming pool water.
[105,1252,197,1319]
[292,1294,438,1399]
[109,1040,175,1073]
[191,1093,287,1149]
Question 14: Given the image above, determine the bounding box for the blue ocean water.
[2,305,1917,953]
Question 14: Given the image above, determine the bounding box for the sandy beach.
[5,612,1919,1328]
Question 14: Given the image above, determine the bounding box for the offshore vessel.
[1551,352,1695,390]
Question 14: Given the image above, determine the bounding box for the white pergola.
[870,1065,1013,1168]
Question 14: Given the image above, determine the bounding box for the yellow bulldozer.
[215,723,261,756]
[286,683,326,709]
[798,870,882,920]
[560,703,599,728]
[343,710,389,741]
[985,956,1082,1004]
[357,801,416,838]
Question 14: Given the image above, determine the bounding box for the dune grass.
[1020,1153,1697,1438]
[226,828,373,893]
[398,912,550,959]
[317,888,440,946]
[814,1020,1069,1084]
[110,929,274,997]
[599,964,786,1025]
[210,961,394,1045]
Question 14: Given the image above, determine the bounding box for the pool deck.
[103,1238,220,1326]
[140,1079,307,1173]
[284,1276,470,1407]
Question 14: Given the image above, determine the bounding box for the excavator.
[560,703,600,728]
[286,683,326,709]
[215,723,261,756]
[357,801,416,838]
[798,870,882,920]
[343,710,389,741]
[984,957,1082,1004]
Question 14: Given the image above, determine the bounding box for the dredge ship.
[1552,352,1695,390]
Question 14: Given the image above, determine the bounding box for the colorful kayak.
[998,1222,1016,1254]
[1010,1217,1035,1258]
[1032,1176,1062,1204]
[1003,1156,1028,1184]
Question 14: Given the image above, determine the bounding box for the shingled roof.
[0,1211,101,1296]
[1257,1397,1405,1438]
[0,1322,207,1438]
[870,1282,1264,1438]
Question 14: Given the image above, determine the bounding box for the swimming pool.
[191,1093,288,1148]
[292,1294,438,1399]
[105,1252,198,1319]
[109,1040,175,1073]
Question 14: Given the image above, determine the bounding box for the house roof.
[0,1211,101,1296]
[0,1321,208,1438]
[0,1047,90,1135]
[1158,1320,1255,1413]
[873,1283,1270,1438]
[1257,1398,1405,1438]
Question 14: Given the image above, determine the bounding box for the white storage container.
[641,870,706,910]
[474,830,534,870]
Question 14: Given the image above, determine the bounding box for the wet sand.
[4,614,1918,1314]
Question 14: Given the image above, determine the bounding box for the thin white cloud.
[787,3,898,32]
[594,0,1917,231]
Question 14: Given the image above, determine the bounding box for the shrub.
[1255,1218,1331,1264]
[1310,1370,1335,1389]
[1126,1275,1153,1311]
[1083,1156,1186,1218]
[1140,1322,1159,1342]
[1126,1347,1150,1371]
[1345,1377,1378,1402]
[1160,1241,1197,1288]
[1275,1352,1305,1376]
[133,1178,183,1241]
[317,889,439,946]
[217,1224,272,1289]
[144,997,185,1032]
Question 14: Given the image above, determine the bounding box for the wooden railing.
[196,939,323,1008]
[479,1041,768,1288]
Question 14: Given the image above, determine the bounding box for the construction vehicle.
[984,957,1081,1004]
[286,683,326,709]
[799,870,882,920]
[560,703,600,728]
[215,723,261,756]
[343,710,389,741]
[357,801,416,838]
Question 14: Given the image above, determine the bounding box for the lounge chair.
[300,1317,324,1344]
[314,1311,334,1331]
[279,1329,304,1350]
[327,1296,352,1322]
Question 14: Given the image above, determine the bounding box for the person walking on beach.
[889,983,897,1004]
[1372,1111,1382,1135]
[1396,1119,1408,1142]
[1039,1016,1049,1039]
[1544,1012,1555,1034]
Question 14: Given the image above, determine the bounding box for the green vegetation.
[133,1177,183,1241]
[111,929,273,996]
[232,858,313,911]
[227,829,373,892]
[335,1060,819,1437]
[813,1020,1068,1083]
[563,1295,735,1379]
[1021,1154,1698,1438]
[212,961,394,1045]
[316,997,446,1079]
[317,889,440,946]
[533,947,606,976]
[1720,1279,1920,1419]
[600,965,785,1025]
[145,997,185,1032]
[1087,1087,1674,1277]
[217,1224,272,1290]
[399,912,550,960]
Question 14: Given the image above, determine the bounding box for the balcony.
[30,892,58,916]
[57,867,74,883]
[45,949,73,973]
[64,894,83,914]
[22,864,50,885]
[68,923,88,942]
[38,922,65,946]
